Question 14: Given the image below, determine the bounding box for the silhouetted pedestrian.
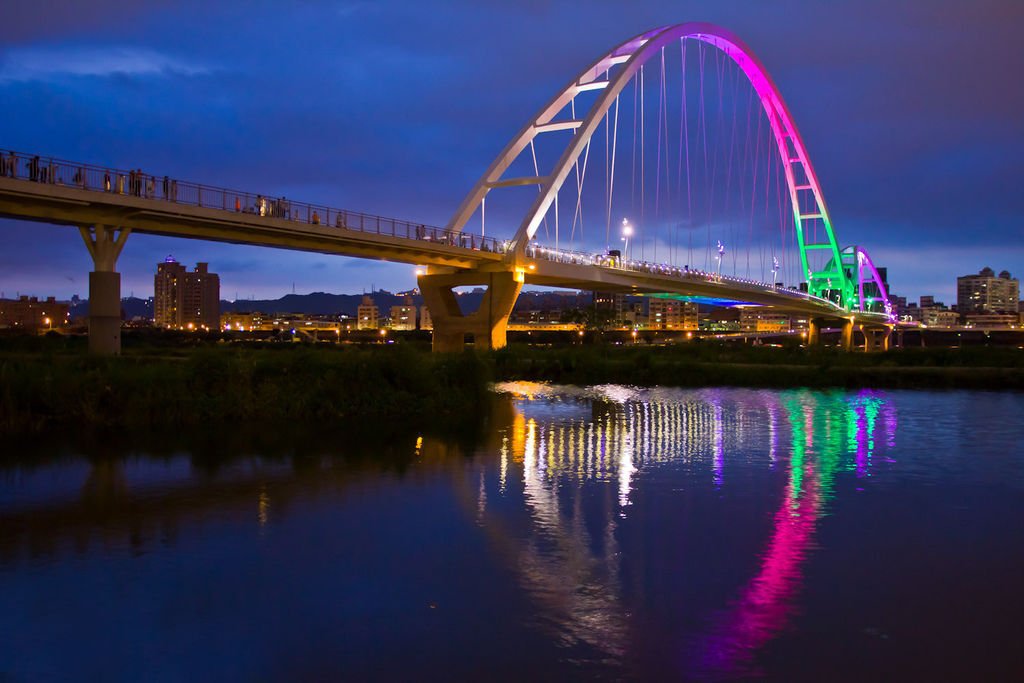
[104,171,111,191]
[29,156,39,182]
[162,175,169,198]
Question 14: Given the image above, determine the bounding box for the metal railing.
[0,149,507,254]
[524,242,844,310]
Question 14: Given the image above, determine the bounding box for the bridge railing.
[0,149,508,254]
[525,242,845,310]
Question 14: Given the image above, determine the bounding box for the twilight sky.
[1,0,1021,303]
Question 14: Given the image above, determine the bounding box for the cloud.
[868,244,1024,303]
[0,46,209,82]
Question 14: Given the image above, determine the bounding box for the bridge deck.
[0,152,890,325]
[0,154,503,269]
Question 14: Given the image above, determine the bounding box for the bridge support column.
[79,225,130,355]
[840,319,854,352]
[861,326,892,353]
[807,318,822,346]
[419,270,523,352]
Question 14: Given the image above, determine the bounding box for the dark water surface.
[2,385,1022,681]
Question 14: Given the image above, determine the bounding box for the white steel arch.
[446,22,850,302]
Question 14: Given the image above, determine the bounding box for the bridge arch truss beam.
[447,22,851,305]
[843,246,895,319]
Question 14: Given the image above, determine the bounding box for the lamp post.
[621,218,633,261]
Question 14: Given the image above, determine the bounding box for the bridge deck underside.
[0,179,501,270]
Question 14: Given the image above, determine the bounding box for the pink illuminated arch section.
[447,23,849,298]
[850,247,895,319]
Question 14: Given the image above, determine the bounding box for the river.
[2,385,1022,680]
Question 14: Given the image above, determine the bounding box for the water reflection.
[489,383,898,677]
[10,384,1021,680]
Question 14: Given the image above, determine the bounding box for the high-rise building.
[419,305,433,331]
[957,267,1019,314]
[154,257,220,329]
[647,298,698,330]
[357,295,379,330]
[389,296,417,331]
[592,291,625,324]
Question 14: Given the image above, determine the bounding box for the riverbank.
[0,345,489,433]
[2,339,1022,433]
[491,344,1024,390]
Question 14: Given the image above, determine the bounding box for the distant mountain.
[71,297,153,321]
[65,289,593,321]
[221,291,421,316]
[220,289,590,316]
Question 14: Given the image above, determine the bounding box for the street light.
[621,218,633,260]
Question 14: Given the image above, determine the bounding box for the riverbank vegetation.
[1,334,1021,433]
[0,341,488,433]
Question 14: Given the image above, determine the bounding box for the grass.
[0,340,489,433]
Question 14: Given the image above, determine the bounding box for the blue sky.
[1,0,1021,303]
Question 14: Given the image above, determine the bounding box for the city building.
[647,298,698,330]
[0,295,70,330]
[389,297,417,331]
[963,313,1018,328]
[221,311,267,331]
[592,291,625,324]
[154,257,220,329]
[739,309,791,333]
[622,302,646,327]
[922,309,959,328]
[357,295,379,330]
[419,305,433,331]
[957,267,1019,314]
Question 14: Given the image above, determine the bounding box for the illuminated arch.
[840,246,895,319]
[446,22,851,303]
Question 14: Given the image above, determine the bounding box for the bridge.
[0,22,895,355]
